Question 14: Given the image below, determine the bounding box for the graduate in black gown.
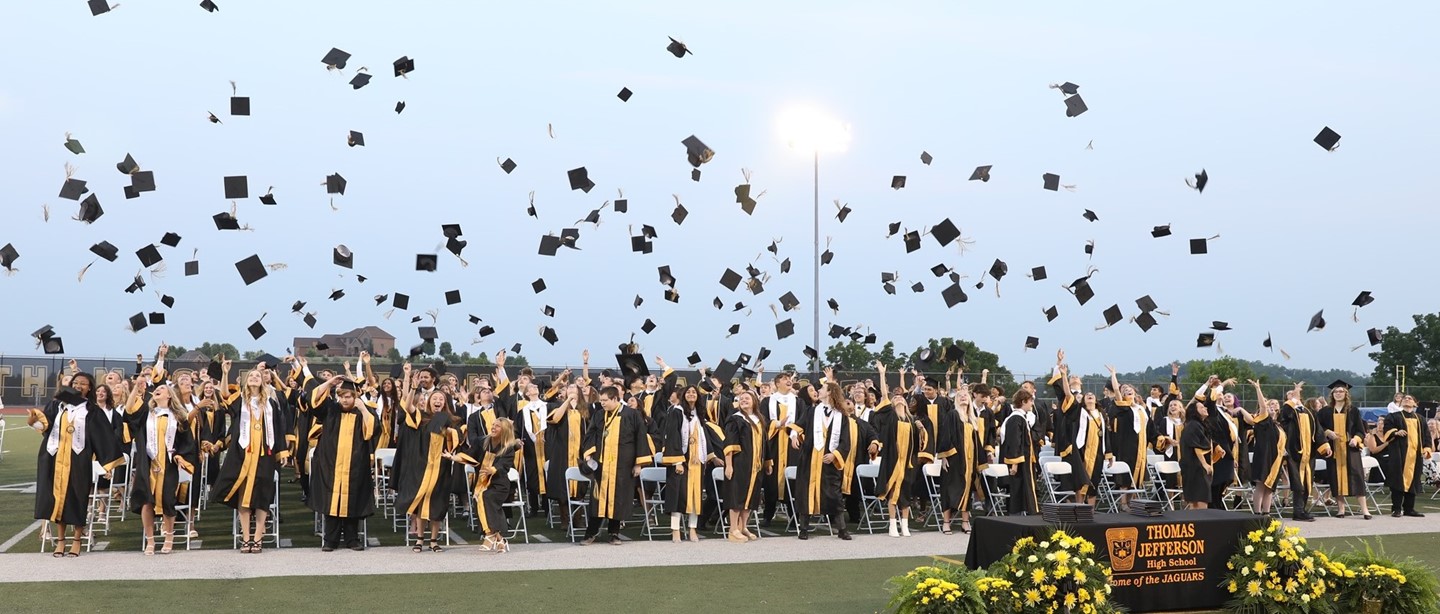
[307,375,379,551]
[871,364,923,537]
[545,380,589,519]
[1194,379,1238,507]
[1179,401,1215,508]
[455,417,519,553]
[910,378,952,506]
[1279,383,1324,522]
[792,381,853,540]
[194,380,228,511]
[659,385,725,542]
[581,385,655,545]
[210,358,292,553]
[722,389,767,543]
[999,389,1041,516]
[1382,394,1432,518]
[1318,381,1370,518]
[940,384,987,535]
[1243,380,1285,515]
[1052,356,1109,507]
[122,382,198,554]
[29,372,123,557]
[759,371,803,526]
[1105,366,1152,510]
[394,363,461,552]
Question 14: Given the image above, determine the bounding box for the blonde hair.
[486,417,517,451]
[241,369,274,407]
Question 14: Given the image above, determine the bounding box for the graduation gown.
[457,439,518,535]
[722,412,767,512]
[1317,405,1365,497]
[544,403,587,501]
[1179,418,1213,503]
[1280,401,1324,493]
[124,403,199,516]
[999,410,1040,515]
[1382,411,1433,493]
[659,406,724,515]
[760,391,804,502]
[515,399,551,501]
[393,410,460,521]
[871,405,926,506]
[1247,410,1287,489]
[583,406,654,520]
[1065,406,1111,500]
[306,394,379,519]
[792,403,851,518]
[32,400,124,525]
[195,398,227,486]
[937,408,987,511]
[1108,398,1152,487]
[211,394,291,511]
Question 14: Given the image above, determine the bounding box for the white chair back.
[1155,461,1181,475]
[1106,461,1132,475]
[982,464,1009,478]
[376,448,397,468]
[784,465,798,480]
[711,466,726,481]
[638,466,667,483]
[856,463,880,479]
[507,467,521,482]
[922,461,942,477]
[564,466,591,483]
[1361,456,1379,470]
[1045,461,1072,476]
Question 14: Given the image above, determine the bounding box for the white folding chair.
[1363,456,1388,510]
[87,461,112,536]
[1311,459,1334,517]
[463,464,479,532]
[1042,462,1076,504]
[0,417,5,463]
[638,466,668,540]
[373,448,397,525]
[563,466,591,542]
[784,465,832,534]
[501,467,529,544]
[855,462,888,533]
[1153,461,1184,510]
[1102,461,1146,511]
[921,461,944,529]
[233,471,282,549]
[159,469,196,551]
[981,464,1011,516]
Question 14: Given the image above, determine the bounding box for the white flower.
[1040,541,1050,548]
[1302,594,1311,603]
[1046,553,1056,561]
[1265,536,1274,542]
[1245,545,1254,555]
[1028,555,1038,563]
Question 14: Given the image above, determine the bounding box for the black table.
[965,509,1267,613]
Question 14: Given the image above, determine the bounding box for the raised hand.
[581,349,590,363]
[1171,362,1180,376]
[360,351,371,364]
[1105,365,1116,375]
[1057,348,1066,364]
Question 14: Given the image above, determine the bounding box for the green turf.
[0,425,42,548]
[0,555,930,613]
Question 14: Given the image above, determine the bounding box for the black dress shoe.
[1392,511,1403,518]
[837,530,852,541]
[348,542,365,551]
[1404,510,1426,517]
[798,529,810,540]
[321,545,336,552]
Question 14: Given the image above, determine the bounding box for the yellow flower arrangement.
[1223,519,1333,614]
[983,528,1120,614]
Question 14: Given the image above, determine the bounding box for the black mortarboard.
[1189,238,1209,255]
[779,257,792,274]
[920,151,933,165]
[882,282,896,295]
[827,298,839,312]
[887,221,901,237]
[630,235,653,254]
[1196,332,1216,348]
[59,178,88,201]
[292,300,307,313]
[477,325,495,338]
[538,235,561,256]
[231,96,250,116]
[42,336,64,354]
[671,203,689,225]
[184,260,199,276]
[835,203,852,223]
[891,175,906,190]
[321,48,350,69]
[658,265,676,287]
[666,36,692,58]
[418,326,438,342]
[969,165,992,182]
[664,288,680,303]
[200,0,219,11]
[911,282,925,293]
[1136,295,1158,313]
[64,136,85,155]
[148,312,166,326]
[941,283,967,308]
[125,273,145,294]
[1042,173,1060,191]
[930,263,948,277]
[116,153,139,175]
[1064,94,1087,117]
[617,87,633,102]
[988,259,1008,280]
[136,244,162,268]
[76,195,104,223]
[56,386,85,406]
[1263,334,1273,349]
[1189,169,1208,193]
[223,175,248,199]
[613,198,628,213]
[258,190,276,205]
[89,241,118,262]
[931,218,960,247]
[881,272,896,283]
[542,305,556,318]
[640,318,657,334]
[1102,304,1123,327]
[1352,291,1374,307]
[395,101,406,114]
[415,254,437,272]
[1328,379,1352,390]
[1151,224,1172,238]
[1073,281,1095,306]
[329,289,345,301]
[567,167,594,192]
[1025,336,1040,350]
[641,224,658,239]
[1211,321,1231,331]
[802,346,818,360]
[719,268,742,291]
[540,326,559,345]
[205,359,223,380]
[248,320,266,340]
[775,319,795,340]
[682,135,714,167]
[346,130,365,147]
[1308,310,1326,332]
[128,312,148,333]
[616,353,649,378]
[255,353,281,369]
[559,227,581,249]
[1082,209,1098,222]
[88,0,110,15]
[235,255,267,286]
[326,173,347,195]
[393,56,415,77]
[779,291,800,312]
[159,232,181,248]
[445,289,461,305]
[1029,266,1048,282]
[1135,311,1157,332]
[349,73,371,89]
[1367,328,1382,346]
[527,278,545,294]
[499,158,517,174]
[903,231,921,253]
[820,249,834,265]
[1044,305,1059,322]
[304,313,317,328]
[1314,126,1341,152]
[333,245,353,268]
[727,323,740,336]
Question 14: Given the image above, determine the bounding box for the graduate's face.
[1403,395,1417,412]
[489,420,502,437]
[71,374,93,396]
[417,371,434,389]
[427,391,447,411]
[1120,384,1136,398]
[153,385,171,404]
[337,390,357,409]
[760,383,774,396]
[1195,403,1209,419]
[1331,388,1348,402]
[955,390,971,406]
[1149,386,1162,398]
[1083,392,1097,407]
[1266,399,1280,412]
[202,382,215,396]
[737,394,753,412]
[1222,393,1237,408]
[923,385,937,400]
[1168,400,1184,418]
[95,386,109,403]
[684,388,698,403]
[245,370,264,387]
[105,371,122,387]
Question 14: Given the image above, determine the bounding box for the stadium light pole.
[778,106,851,375]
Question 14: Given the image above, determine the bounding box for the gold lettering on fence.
[21,366,48,398]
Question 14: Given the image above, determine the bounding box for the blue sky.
[3,0,1436,376]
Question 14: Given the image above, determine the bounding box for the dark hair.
[678,385,700,415]
[1012,389,1034,408]
[1150,384,1163,392]
[94,383,116,410]
[600,387,620,401]
[1184,400,1206,424]
[418,366,439,380]
[67,372,98,403]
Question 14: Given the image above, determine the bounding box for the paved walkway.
[0,512,1428,583]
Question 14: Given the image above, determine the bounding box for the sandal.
[52,538,66,558]
[941,522,953,535]
[727,531,747,543]
[160,531,174,555]
[411,541,423,553]
[960,520,972,534]
[67,540,82,557]
[479,535,502,552]
[144,537,156,556]
[251,540,263,554]
[429,539,444,553]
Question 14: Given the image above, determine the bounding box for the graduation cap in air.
[59,178,88,201]
[125,273,146,294]
[775,319,795,340]
[445,289,462,305]
[891,176,906,190]
[415,254,437,272]
[1196,332,1216,348]
[395,101,406,114]
[1082,209,1098,222]
[135,244,162,268]
[347,130,365,147]
[617,87,633,102]
[1044,306,1059,322]
[235,255,267,286]
[1136,295,1159,313]
[76,195,104,224]
[779,291,800,312]
[719,269,742,292]
[1024,336,1040,350]
[326,173,347,195]
[1314,127,1341,152]
[477,325,495,338]
[1186,169,1208,193]
[918,151,934,166]
[303,313,317,329]
[88,0,112,16]
[418,326,438,342]
[1367,328,1383,346]
[903,231,921,253]
[349,72,371,89]
[835,201,852,222]
[223,175,248,199]
[248,318,267,340]
[1151,224,1172,238]
[329,289,345,301]
[1071,280,1095,306]
[200,0,219,12]
[184,260,199,276]
[911,282,925,293]
[1211,321,1232,331]
[1064,94,1087,117]
[259,189,277,205]
[538,235,562,257]
[616,352,649,378]
[969,165,992,182]
[499,158,517,174]
[666,37,692,58]
[541,305,556,318]
[64,135,85,155]
[89,241,119,262]
[640,318,657,334]
[1135,311,1158,332]
[1189,238,1211,255]
[682,136,714,168]
[1352,291,1374,308]
[393,56,415,77]
[1100,305,1123,328]
[1308,310,1326,332]
[1055,82,1080,95]
[671,203,689,225]
[988,259,1008,281]
[231,94,250,117]
[931,218,960,247]
[116,153,139,175]
[941,283,967,307]
[148,312,166,326]
[1042,173,1060,191]
[333,245,353,269]
[159,232,181,248]
[321,48,351,69]
[567,167,595,192]
[631,235,653,254]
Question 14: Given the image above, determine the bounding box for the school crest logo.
[1106,527,1139,572]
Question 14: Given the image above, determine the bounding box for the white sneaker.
[888,519,899,538]
[900,522,912,537]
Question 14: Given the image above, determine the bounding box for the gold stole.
[49,410,75,522]
[1403,415,1420,492]
[771,402,791,498]
[596,411,623,518]
[685,421,703,512]
[806,416,832,512]
[329,411,357,516]
[1332,410,1350,496]
[1297,410,1314,490]
[882,420,912,504]
[531,410,548,496]
[474,448,500,534]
